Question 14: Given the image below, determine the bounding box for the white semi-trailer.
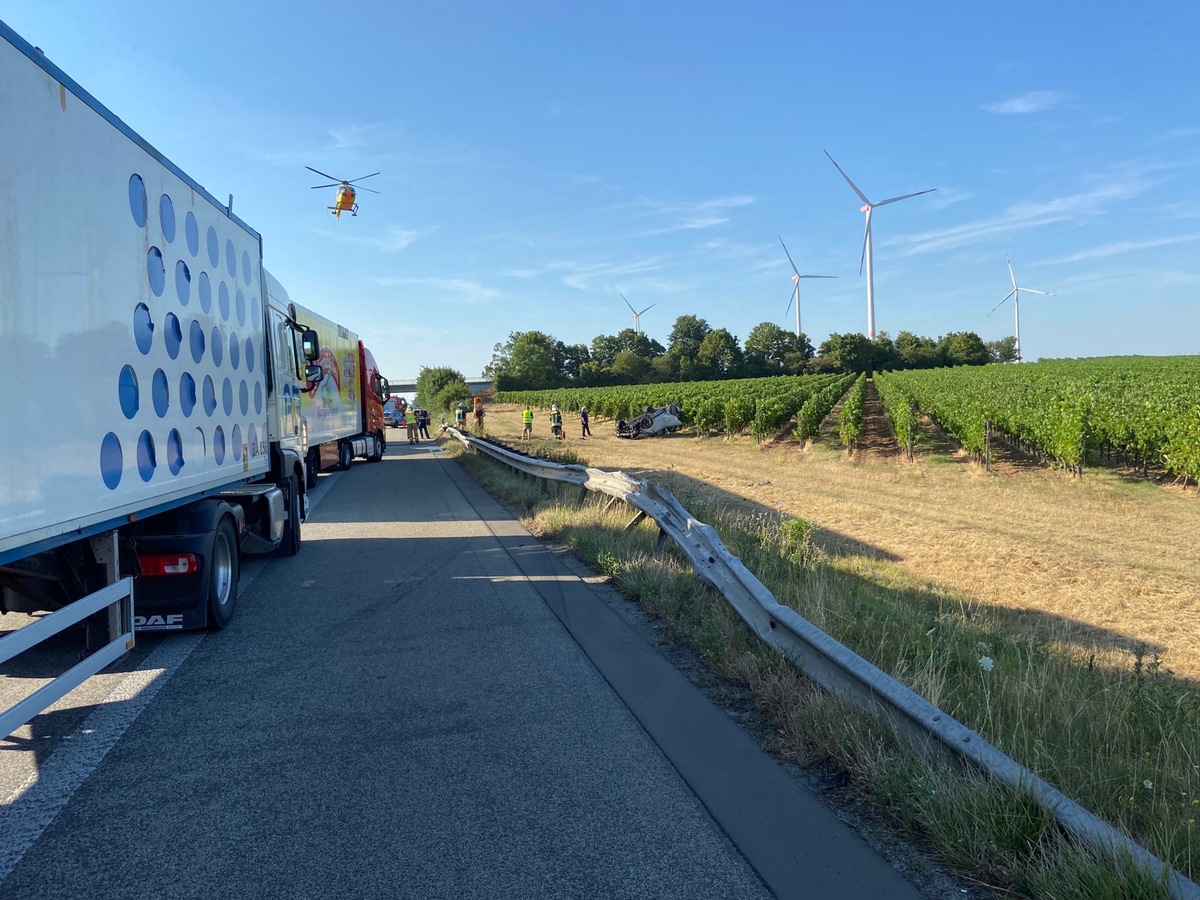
[0,20,320,634]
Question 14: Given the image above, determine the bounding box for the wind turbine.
[824,150,936,339]
[778,235,836,338]
[988,257,1053,362]
[620,292,656,335]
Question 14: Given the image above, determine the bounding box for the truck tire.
[367,432,383,462]
[338,440,353,470]
[277,474,301,557]
[207,516,239,630]
[305,448,319,489]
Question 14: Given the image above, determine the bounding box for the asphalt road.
[0,437,930,899]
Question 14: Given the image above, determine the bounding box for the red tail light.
[138,553,199,576]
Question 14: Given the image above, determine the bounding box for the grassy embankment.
[442,417,1198,899]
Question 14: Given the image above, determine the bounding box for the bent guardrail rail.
[444,428,1199,899]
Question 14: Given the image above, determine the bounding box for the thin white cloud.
[983,91,1072,115]
[371,276,499,303]
[927,187,972,209]
[502,257,664,290]
[326,123,383,151]
[1035,234,1200,265]
[320,226,430,253]
[612,194,756,236]
[888,169,1155,256]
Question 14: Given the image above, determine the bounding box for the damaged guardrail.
[444,427,1198,899]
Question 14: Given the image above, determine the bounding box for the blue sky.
[5,1,1198,380]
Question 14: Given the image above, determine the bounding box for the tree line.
[483,316,1017,391]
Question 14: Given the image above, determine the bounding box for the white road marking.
[0,471,339,880]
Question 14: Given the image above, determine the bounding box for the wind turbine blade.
[988,289,1017,316]
[798,275,837,280]
[784,284,796,317]
[1007,257,1018,289]
[1022,289,1053,296]
[874,188,937,207]
[620,291,636,314]
[824,150,871,205]
[638,303,657,315]
[778,235,802,277]
[858,208,872,277]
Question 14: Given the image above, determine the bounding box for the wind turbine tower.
[778,236,835,338]
[620,292,656,335]
[988,257,1053,362]
[824,150,936,339]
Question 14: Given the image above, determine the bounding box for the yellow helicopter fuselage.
[330,185,357,219]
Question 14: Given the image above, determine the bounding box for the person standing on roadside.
[579,406,591,439]
[418,408,431,440]
[522,404,534,440]
[454,402,466,430]
[407,407,419,443]
[550,404,563,440]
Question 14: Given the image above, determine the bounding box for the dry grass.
[484,402,1200,680]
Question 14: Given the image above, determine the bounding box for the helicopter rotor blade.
[354,186,382,195]
[346,172,381,184]
[310,182,341,190]
[305,166,342,182]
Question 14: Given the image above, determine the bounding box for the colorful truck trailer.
[0,20,320,635]
[292,303,389,487]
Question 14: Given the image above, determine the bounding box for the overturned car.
[616,404,683,439]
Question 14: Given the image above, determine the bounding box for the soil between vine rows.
[475,398,1200,681]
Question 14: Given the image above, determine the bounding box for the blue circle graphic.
[225,239,236,279]
[232,424,242,461]
[248,423,258,457]
[218,282,230,320]
[239,380,248,415]
[198,271,212,313]
[242,250,251,285]
[147,247,165,296]
[207,226,219,268]
[152,369,169,417]
[254,381,263,415]
[185,211,199,257]
[128,174,147,227]
[211,327,224,366]
[175,260,191,305]
[245,337,255,373]
[160,194,176,243]
[167,429,184,475]
[164,313,182,359]
[203,376,217,416]
[180,372,196,416]
[229,332,240,370]
[134,303,154,355]
[236,289,246,326]
[222,378,233,415]
[118,365,139,419]
[189,319,206,363]
[101,432,123,490]
[214,426,226,465]
[137,431,156,482]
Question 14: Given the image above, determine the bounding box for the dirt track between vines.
[480,399,1200,681]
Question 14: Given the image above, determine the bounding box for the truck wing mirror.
[301,329,320,362]
[374,375,390,400]
[305,364,323,386]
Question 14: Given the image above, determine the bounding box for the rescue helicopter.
[306,166,381,218]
